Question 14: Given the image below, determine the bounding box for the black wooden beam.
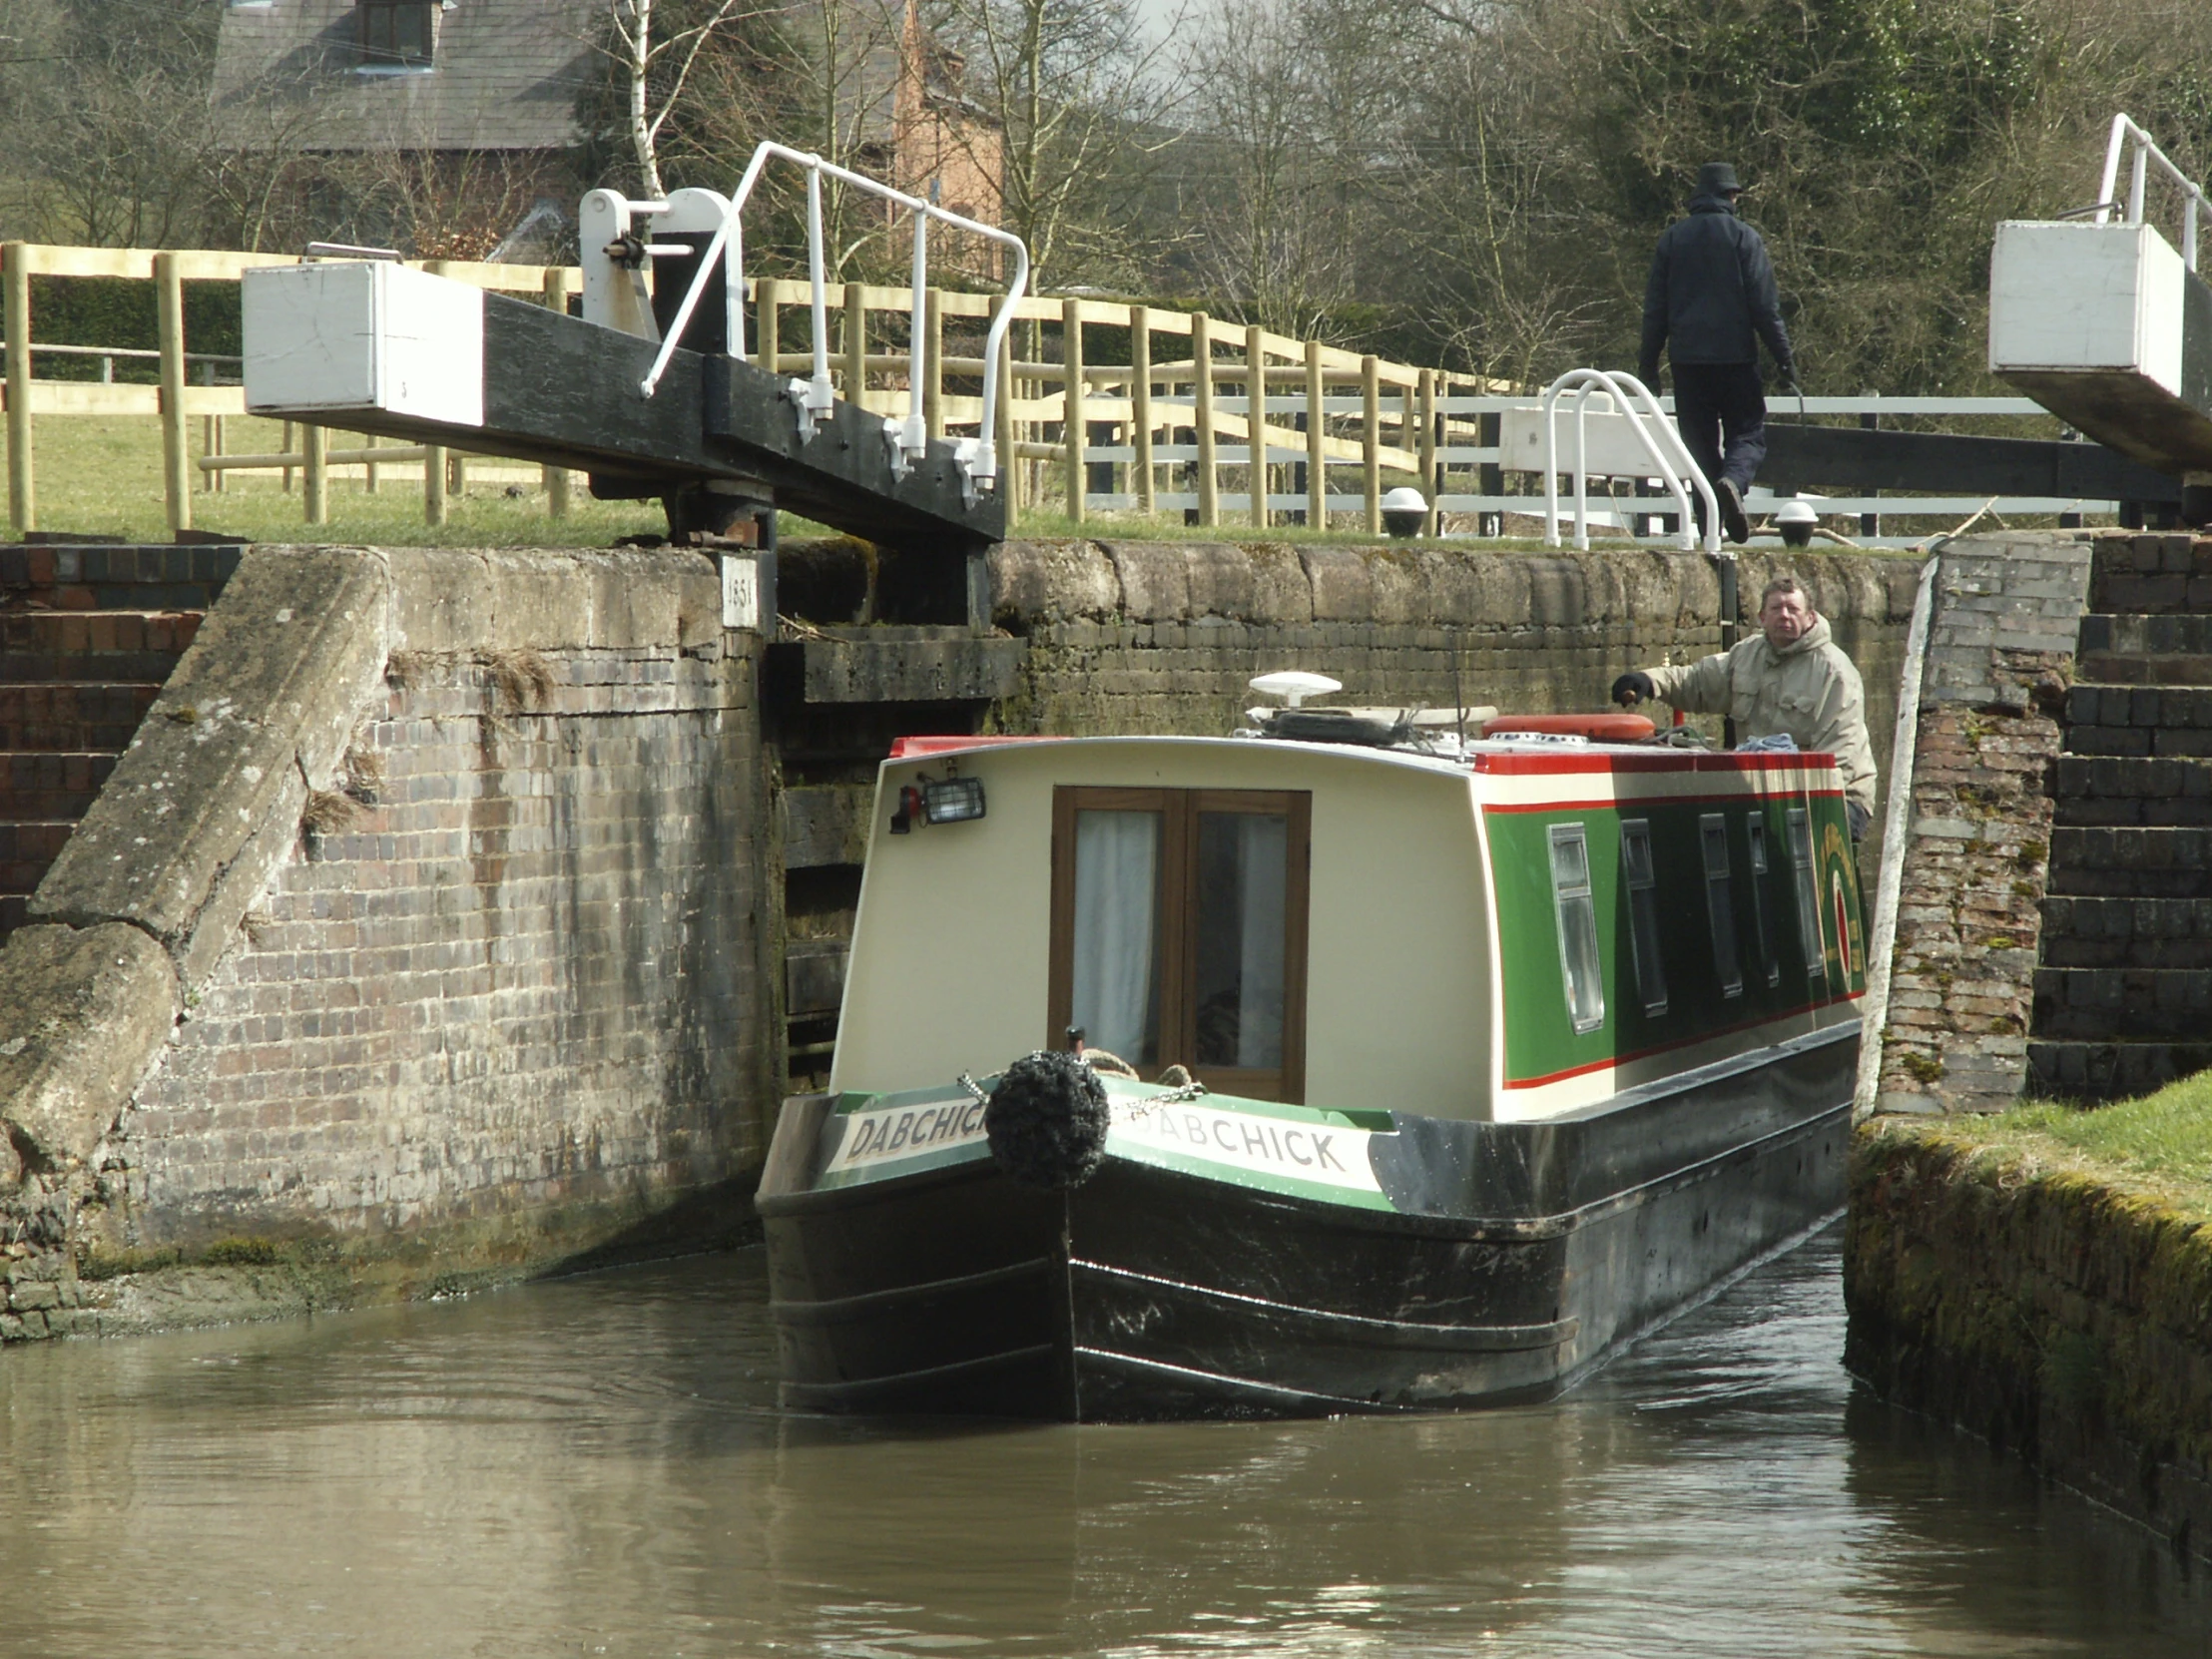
[265,287,1003,551]
[1762,422,2181,503]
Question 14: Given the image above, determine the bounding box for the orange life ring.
[1481,713,1656,743]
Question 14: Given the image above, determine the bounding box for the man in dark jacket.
[1639,162,1796,544]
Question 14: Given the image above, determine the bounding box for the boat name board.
[1106,1100,1385,1199]
[817,1085,1393,1209]
[825,1093,987,1175]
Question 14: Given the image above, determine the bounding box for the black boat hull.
[760,1023,1856,1419]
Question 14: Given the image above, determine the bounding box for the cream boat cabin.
[760,720,1866,1419]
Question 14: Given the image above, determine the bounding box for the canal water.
[0,1229,2204,1658]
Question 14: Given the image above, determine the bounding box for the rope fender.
[983,1050,1111,1189]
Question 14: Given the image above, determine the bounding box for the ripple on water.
[0,1231,2204,1658]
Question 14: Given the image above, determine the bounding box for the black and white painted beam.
[242,261,1002,551]
[1989,220,2212,483]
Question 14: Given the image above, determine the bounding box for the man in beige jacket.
[1612,575,1878,838]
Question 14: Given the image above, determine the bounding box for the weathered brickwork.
[1873,534,2092,1115]
[0,546,775,1335]
[112,646,769,1252]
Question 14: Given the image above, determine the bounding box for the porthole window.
[1548,823,1605,1034]
[1787,808,1825,978]
[1700,814,1743,998]
[1745,821,1782,988]
[1620,819,1667,1016]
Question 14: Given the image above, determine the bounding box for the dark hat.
[1696,162,1743,197]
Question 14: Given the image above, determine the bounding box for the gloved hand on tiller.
[1612,671,1657,707]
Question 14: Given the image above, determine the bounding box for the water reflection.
[0,1230,2202,1657]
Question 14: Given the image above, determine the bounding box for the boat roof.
[884,732,1845,789]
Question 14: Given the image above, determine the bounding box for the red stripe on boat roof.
[887,735,1071,760]
[1472,750,1837,777]
[1484,788,1844,814]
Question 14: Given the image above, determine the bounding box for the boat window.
[1548,823,1606,1034]
[1050,788,1311,1100]
[1619,819,1667,1016]
[1700,814,1743,998]
[1745,821,1782,987]
[1786,808,1825,978]
[1194,810,1289,1070]
[1069,809,1164,1064]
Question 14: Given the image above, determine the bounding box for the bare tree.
[603,0,776,197]
[939,0,1185,286]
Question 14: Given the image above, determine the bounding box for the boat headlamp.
[889,775,987,832]
[922,776,986,823]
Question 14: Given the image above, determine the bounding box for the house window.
[1619,819,1667,1017]
[1050,788,1310,1101]
[1745,820,1782,987]
[1548,823,1605,1034]
[1787,808,1825,979]
[359,1,438,69]
[1700,814,1743,998]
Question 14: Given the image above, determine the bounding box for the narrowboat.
[757,688,1866,1419]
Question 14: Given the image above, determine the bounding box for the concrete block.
[1243,542,1314,625]
[986,540,1118,622]
[0,922,179,1169]
[783,784,872,868]
[1300,546,1373,621]
[1182,543,1261,620]
[1101,541,1193,621]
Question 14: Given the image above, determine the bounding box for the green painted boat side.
[1485,789,1866,1089]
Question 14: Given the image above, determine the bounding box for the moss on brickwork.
[1847,1115,2212,1555]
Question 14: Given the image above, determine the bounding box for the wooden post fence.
[542,267,572,517]
[3,240,1515,545]
[923,287,943,440]
[1131,305,1154,517]
[4,244,29,531]
[1305,339,1326,530]
[1246,322,1267,530]
[1362,355,1382,537]
[1063,296,1086,525]
[155,254,190,534]
[1193,311,1218,528]
[1418,368,1437,536]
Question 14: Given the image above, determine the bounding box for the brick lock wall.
[1873,533,2094,1114]
[110,639,771,1255]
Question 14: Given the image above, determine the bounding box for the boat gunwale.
[757,1079,1848,1243]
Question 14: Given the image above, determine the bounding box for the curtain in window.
[1071,811,1160,1062]
[1195,812,1287,1070]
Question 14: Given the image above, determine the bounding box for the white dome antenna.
[1248,671,1342,709]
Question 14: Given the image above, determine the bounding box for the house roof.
[212,0,603,154]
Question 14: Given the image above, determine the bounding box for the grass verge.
[1901,1075,2212,1226]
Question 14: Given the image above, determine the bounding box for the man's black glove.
[1638,360,1662,395]
[1775,359,1801,395]
[1612,671,1657,708]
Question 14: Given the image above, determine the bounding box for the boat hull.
[760,1023,1856,1420]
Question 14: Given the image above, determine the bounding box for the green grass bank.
[1846,1084,2212,1560]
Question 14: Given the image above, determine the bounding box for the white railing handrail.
[639,141,1031,491]
[1541,369,1719,554]
[2095,113,2207,272]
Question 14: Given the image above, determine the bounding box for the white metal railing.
[1541,369,1719,553]
[641,142,1031,496]
[2094,113,2208,271]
